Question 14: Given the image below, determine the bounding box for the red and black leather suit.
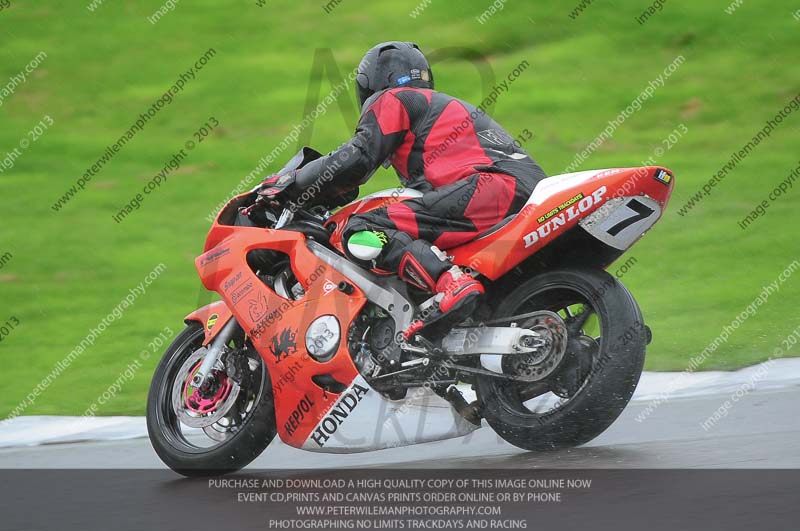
[294,87,547,288]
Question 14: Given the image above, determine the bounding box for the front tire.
[146,323,276,476]
[477,268,646,451]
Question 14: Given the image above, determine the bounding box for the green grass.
[1,0,798,415]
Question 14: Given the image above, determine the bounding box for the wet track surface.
[2,386,798,469]
[3,387,799,531]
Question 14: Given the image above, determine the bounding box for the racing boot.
[344,231,484,341]
[403,265,484,341]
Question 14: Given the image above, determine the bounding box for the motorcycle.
[146,147,674,475]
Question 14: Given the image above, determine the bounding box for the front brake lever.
[240,195,280,227]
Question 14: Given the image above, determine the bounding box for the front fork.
[189,318,240,388]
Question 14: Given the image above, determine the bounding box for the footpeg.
[402,320,425,341]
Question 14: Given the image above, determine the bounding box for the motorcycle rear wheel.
[146,323,276,476]
[476,268,646,451]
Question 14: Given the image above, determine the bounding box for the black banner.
[3,469,798,531]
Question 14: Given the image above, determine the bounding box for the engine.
[347,303,407,399]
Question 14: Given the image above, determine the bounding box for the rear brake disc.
[500,311,569,382]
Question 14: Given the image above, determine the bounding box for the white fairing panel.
[579,195,662,250]
[301,376,478,453]
[525,169,618,206]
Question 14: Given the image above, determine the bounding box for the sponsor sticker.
[223,272,243,291]
[198,247,230,267]
[206,313,218,330]
[310,383,369,447]
[654,168,672,185]
[248,292,269,322]
[323,280,338,295]
[524,186,607,248]
[248,299,294,338]
[284,393,316,436]
[231,281,254,304]
[537,192,585,224]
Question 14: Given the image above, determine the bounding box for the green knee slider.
[347,230,387,261]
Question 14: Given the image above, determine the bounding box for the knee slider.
[346,230,388,261]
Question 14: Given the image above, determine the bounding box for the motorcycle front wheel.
[146,322,276,476]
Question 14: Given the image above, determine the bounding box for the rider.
[259,41,546,338]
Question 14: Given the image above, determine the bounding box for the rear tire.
[146,323,276,476]
[477,268,646,451]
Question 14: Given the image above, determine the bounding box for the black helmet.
[356,41,434,107]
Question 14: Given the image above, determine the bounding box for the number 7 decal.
[606,199,655,236]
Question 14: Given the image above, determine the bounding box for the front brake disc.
[171,348,241,429]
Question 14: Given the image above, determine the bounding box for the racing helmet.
[355,41,434,107]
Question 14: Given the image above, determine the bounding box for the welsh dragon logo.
[270,328,298,364]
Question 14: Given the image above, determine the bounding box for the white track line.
[1,358,798,448]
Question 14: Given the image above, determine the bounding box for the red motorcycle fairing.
[194,223,366,449]
[186,165,674,450]
[450,166,674,279]
[325,167,675,280]
[184,301,234,346]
